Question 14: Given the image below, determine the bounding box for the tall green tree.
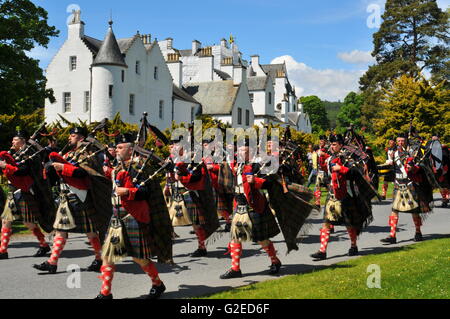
[337,92,363,129]
[359,0,449,130]
[300,96,329,133]
[0,0,59,115]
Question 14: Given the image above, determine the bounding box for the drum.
[377,164,394,177]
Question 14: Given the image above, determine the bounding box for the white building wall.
[230,84,254,129]
[173,99,200,125]
[45,28,93,124]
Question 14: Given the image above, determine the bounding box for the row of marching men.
[0,124,444,299]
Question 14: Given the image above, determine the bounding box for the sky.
[29,0,449,102]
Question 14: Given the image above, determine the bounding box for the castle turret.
[91,20,128,122]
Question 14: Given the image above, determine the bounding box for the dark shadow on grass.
[132,284,236,299]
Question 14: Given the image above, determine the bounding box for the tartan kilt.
[392,183,431,214]
[54,194,97,234]
[116,208,152,260]
[14,192,40,224]
[323,193,372,230]
[246,205,280,243]
[217,192,233,216]
[183,191,205,226]
[383,172,395,183]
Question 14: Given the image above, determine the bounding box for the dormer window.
[154,66,158,80]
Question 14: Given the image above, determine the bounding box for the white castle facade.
[44,11,312,134]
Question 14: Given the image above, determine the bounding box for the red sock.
[382,184,388,196]
[229,242,242,271]
[389,215,399,238]
[89,236,102,260]
[47,235,66,265]
[319,228,331,253]
[195,228,206,250]
[412,215,422,233]
[262,242,280,264]
[32,228,49,248]
[141,262,162,286]
[314,190,321,206]
[99,265,115,296]
[0,227,12,253]
[347,227,358,247]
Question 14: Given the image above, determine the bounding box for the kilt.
[392,183,431,214]
[383,172,395,183]
[244,206,280,243]
[183,191,205,225]
[323,193,370,229]
[54,193,97,234]
[217,192,233,216]
[116,207,152,260]
[13,192,40,224]
[315,171,329,188]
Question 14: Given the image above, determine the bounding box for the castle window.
[121,70,125,82]
[159,100,164,120]
[268,92,272,105]
[136,61,140,75]
[109,85,113,98]
[129,94,135,115]
[154,67,159,80]
[191,107,195,122]
[237,108,242,125]
[84,91,90,112]
[249,93,254,103]
[63,92,71,113]
[246,110,250,126]
[70,56,77,71]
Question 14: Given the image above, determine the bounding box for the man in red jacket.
[0,130,51,259]
[220,139,281,279]
[96,133,166,299]
[310,134,369,260]
[33,127,105,274]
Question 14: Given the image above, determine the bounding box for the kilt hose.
[54,193,97,234]
[114,207,152,260]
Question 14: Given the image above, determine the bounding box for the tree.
[0,0,59,115]
[337,92,363,129]
[299,96,329,133]
[374,75,450,144]
[359,0,449,130]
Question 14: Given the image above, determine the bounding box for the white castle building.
[44,11,311,133]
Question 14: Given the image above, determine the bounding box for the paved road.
[0,196,448,299]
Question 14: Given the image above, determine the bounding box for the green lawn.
[203,237,450,299]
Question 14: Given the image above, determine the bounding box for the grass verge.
[203,237,450,299]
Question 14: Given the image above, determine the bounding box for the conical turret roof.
[92,21,127,68]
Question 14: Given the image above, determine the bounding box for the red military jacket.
[327,154,350,200]
[49,151,90,190]
[232,162,269,214]
[176,162,207,191]
[318,147,331,172]
[108,165,151,224]
[405,157,424,184]
[0,151,34,192]
[204,156,220,190]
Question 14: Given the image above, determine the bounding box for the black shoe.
[414,232,423,242]
[224,223,231,233]
[269,262,282,275]
[348,246,359,256]
[0,252,8,260]
[86,259,102,272]
[189,230,196,235]
[95,293,113,299]
[329,227,335,234]
[146,283,166,299]
[381,195,386,200]
[310,251,326,260]
[191,249,207,257]
[220,269,243,279]
[33,261,57,274]
[380,237,397,245]
[442,201,448,208]
[33,246,51,257]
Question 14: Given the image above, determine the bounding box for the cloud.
[271,55,365,102]
[338,50,375,65]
